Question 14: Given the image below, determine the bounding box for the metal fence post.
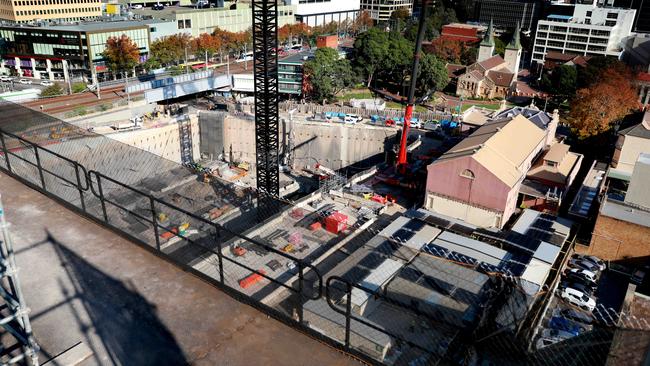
[345,282,352,350]
[33,146,46,191]
[0,132,11,173]
[215,228,224,284]
[297,262,304,324]
[74,164,86,212]
[150,196,160,251]
[96,174,108,223]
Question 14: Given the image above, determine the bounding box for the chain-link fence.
[1,101,648,366]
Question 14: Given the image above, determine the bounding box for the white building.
[532,0,636,64]
[285,0,361,26]
[360,0,413,22]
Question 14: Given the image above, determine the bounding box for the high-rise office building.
[360,0,413,22]
[474,0,542,32]
[614,0,650,32]
[0,0,102,23]
[532,0,636,64]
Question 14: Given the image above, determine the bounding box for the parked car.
[559,287,596,311]
[568,258,602,273]
[152,2,164,9]
[560,279,596,296]
[536,336,562,350]
[40,80,54,86]
[19,78,32,85]
[131,3,143,8]
[563,273,597,290]
[558,308,594,325]
[344,114,362,124]
[565,268,598,283]
[548,316,587,336]
[0,76,12,82]
[572,254,606,271]
[410,119,422,129]
[541,328,575,340]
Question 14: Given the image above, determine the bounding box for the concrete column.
[0,59,6,75]
[46,59,54,80]
[14,57,23,77]
[62,60,70,83]
[639,85,645,103]
[644,86,650,108]
[30,58,38,79]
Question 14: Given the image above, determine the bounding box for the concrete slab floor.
[0,173,362,366]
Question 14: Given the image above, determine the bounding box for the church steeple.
[506,21,521,50]
[504,21,522,74]
[478,18,495,62]
[481,18,494,46]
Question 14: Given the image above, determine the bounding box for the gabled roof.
[477,55,506,72]
[544,142,569,163]
[487,69,514,87]
[619,110,650,139]
[434,115,547,187]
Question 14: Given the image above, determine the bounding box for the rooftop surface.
[0,19,165,32]
[0,173,357,366]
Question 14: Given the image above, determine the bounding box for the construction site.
[1,1,649,365]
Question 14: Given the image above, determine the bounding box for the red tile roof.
[477,55,506,72]
[487,70,514,87]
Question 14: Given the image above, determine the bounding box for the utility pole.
[184,46,189,74]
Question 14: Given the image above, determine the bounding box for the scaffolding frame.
[0,195,39,366]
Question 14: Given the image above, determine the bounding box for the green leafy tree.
[382,32,413,87]
[494,37,506,57]
[353,28,390,87]
[40,83,64,97]
[541,64,577,96]
[303,47,356,102]
[417,53,449,95]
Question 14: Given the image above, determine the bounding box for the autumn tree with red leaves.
[192,33,222,58]
[103,34,140,76]
[567,66,640,138]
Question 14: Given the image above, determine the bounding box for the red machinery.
[396,0,429,173]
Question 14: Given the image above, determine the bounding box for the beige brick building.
[0,0,102,23]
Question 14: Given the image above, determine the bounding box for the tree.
[494,37,506,57]
[541,64,577,96]
[279,23,311,45]
[353,28,390,87]
[193,33,221,59]
[390,8,410,20]
[40,83,64,97]
[148,34,192,67]
[350,11,374,35]
[567,67,639,138]
[417,53,448,95]
[577,56,627,88]
[425,38,463,63]
[103,35,140,76]
[303,47,356,101]
[381,32,413,88]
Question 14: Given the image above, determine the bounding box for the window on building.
[605,20,616,26]
[607,12,617,19]
[586,11,592,17]
[585,19,590,24]
[545,160,557,168]
[460,169,475,179]
[177,19,184,29]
